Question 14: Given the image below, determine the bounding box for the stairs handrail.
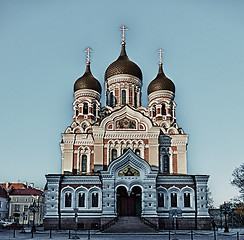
[99,217,118,232]
[140,216,159,231]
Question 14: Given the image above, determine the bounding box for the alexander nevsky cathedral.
[44,27,211,231]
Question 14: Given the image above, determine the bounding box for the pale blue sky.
[1,0,244,206]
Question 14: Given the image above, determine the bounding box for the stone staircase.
[102,216,158,233]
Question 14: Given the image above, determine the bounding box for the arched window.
[152,105,156,117]
[135,149,140,157]
[184,193,190,207]
[163,155,169,173]
[158,193,164,207]
[171,193,177,207]
[134,90,137,108]
[81,155,87,172]
[65,192,72,207]
[122,90,126,105]
[92,103,96,116]
[92,193,98,207]
[111,149,117,161]
[78,192,85,207]
[110,92,114,107]
[162,104,166,115]
[123,148,128,154]
[75,108,79,117]
[83,103,88,114]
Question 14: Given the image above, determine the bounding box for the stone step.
[103,216,157,233]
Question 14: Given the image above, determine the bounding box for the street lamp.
[220,202,230,233]
[29,200,39,232]
[73,208,79,239]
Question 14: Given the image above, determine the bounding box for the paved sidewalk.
[0,229,243,240]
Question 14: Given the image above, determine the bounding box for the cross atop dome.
[85,47,92,64]
[119,25,128,44]
[157,49,165,65]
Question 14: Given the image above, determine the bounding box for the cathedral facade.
[44,30,211,230]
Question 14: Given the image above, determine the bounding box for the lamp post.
[29,200,39,232]
[73,208,79,239]
[220,202,230,233]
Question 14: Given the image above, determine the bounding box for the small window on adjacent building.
[171,193,177,207]
[78,193,85,207]
[158,193,164,207]
[184,193,191,207]
[83,103,88,114]
[92,193,98,207]
[14,204,20,212]
[122,90,126,105]
[111,149,117,161]
[81,155,87,172]
[0,201,2,208]
[65,192,72,208]
[24,205,28,212]
[16,198,19,202]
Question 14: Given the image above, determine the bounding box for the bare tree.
[231,163,244,200]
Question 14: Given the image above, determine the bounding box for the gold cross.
[85,47,92,63]
[157,49,165,64]
[119,25,128,43]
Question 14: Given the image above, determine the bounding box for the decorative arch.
[61,186,75,209]
[88,186,101,209]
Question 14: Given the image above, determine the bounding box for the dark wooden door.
[120,197,136,216]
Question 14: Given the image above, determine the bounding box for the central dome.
[105,43,142,81]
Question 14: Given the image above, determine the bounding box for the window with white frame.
[14,204,20,212]
[78,192,85,207]
[158,193,164,207]
[65,192,72,207]
[184,192,191,207]
[171,193,177,207]
[111,149,117,161]
[81,155,87,172]
[92,192,98,207]
[83,103,88,114]
[163,155,169,173]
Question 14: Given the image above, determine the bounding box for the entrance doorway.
[117,186,142,216]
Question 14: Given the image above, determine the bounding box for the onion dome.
[147,63,175,95]
[74,62,102,94]
[105,43,142,81]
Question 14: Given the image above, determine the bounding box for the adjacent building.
[44,29,211,230]
[0,182,45,226]
[0,186,8,220]
[8,188,45,226]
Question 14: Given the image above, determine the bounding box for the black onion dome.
[74,63,102,94]
[147,64,175,95]
[105,43,142,81]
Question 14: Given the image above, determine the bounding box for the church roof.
[148,63,175,95]
[74,62,102,94]
[105,43,142,81]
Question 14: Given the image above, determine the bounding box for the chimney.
[30,183,34,188]
[23,182,27,187]
[6,182,10,189]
